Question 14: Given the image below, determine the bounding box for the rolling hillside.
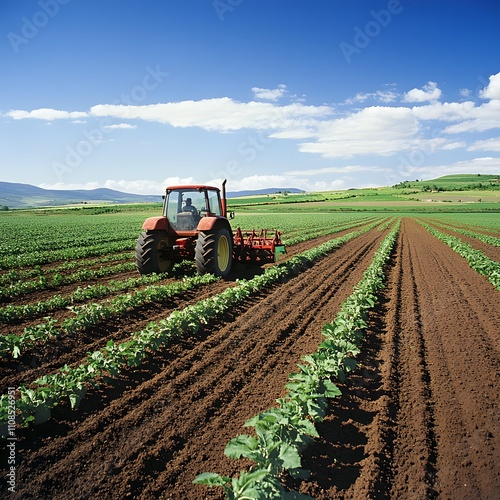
[0,182,163,209]
[0,181,305,209]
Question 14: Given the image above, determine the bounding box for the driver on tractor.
[182,197,200,222]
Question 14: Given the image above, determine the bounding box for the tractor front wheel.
[195,226,233,278]
[135,231,174,275]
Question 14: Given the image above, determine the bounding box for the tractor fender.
[142,216,169,231]
[197,216,230,233]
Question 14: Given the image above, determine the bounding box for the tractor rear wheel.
[195,226,233,278]
[135,231,174,275]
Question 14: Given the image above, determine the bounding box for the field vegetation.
[0,176,499,498]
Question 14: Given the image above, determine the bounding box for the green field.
[1,174,499,237]
[225,174,500,213]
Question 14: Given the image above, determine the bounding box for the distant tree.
[0,205,8,211]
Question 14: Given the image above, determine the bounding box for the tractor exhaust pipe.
[222,179,227,217]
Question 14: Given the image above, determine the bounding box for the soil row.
[1,228,387,499]
[293,218,499,499]
[421,218,500,262]
[0,230,358,393]
[5,219,497,499]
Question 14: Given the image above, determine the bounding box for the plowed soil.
[1,219,499,499]
[293,218,499,499]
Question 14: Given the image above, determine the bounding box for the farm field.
[0,208,499,499]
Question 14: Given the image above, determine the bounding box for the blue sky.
[1,0,500,194]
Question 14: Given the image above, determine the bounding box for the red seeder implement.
[232,228,286,263]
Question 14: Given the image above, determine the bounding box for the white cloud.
[445,119,500,134]
[5,77,500,170]
[479,72,500,99]
[468,137,500,152]
[298,106,420,158]
[409,157,500,178]
[38,178,188,195]
[38,181,100,190]
[101,179,169,194]
[410,101,476,121]
[442,99,500,133]
[252,84,287,101]
[211,174,350,193]
[423,99,500,133]
[5,108,88,120]
[90,98,333,132]
[103,123,137,130]
[284,165,389,176]
[40,175,352,194]
[269,126,318,140]
[441,141,466,150]
[346,90,398,104]
[404,81,442,103]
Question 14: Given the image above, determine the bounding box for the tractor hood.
[142,216,169,231]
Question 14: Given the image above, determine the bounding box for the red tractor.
[135,180,285,278]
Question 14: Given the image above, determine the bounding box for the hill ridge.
[0,181,305,209]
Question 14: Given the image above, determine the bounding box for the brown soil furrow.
[3,229,386,499]
[0,229,363,391]
[384,222,439,498]
[403,222,499,499]
[0,253,135,304]
[0,279,235,393]
[429,220,499,238]
[421,220,500,262]
[296,218,499,499]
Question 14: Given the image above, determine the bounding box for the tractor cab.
[164,186,223,232]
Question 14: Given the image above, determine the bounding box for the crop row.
[0,251,133,287]
[0,239,136,270]
[420,213,500,233]
[424,219,500,247]
[234,213,383,236]
[0,217,382,302]
[195,221,401,498]
[0,270,179,324]
[0,261,138,302]
[419,221,500,291]
[280,216,377,240]
[0,222,380,433]
[0,218,382,358]
[0,272,218,359]
[2,218,385,358]
[0,232,137,258]
[283,217,380,245]
[0,213,147,253]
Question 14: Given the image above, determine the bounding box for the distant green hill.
[395,174,500,191]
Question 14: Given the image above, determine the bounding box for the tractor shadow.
[225,261,267,281]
